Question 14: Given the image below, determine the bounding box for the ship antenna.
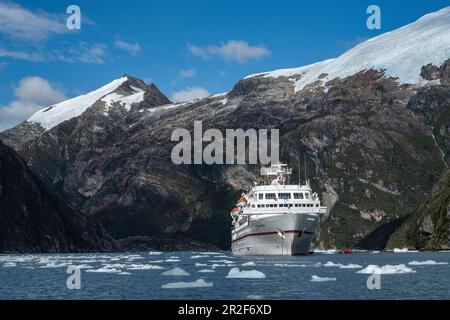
[304,154,307,186]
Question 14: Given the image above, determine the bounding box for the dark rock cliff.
[0,140,119,253]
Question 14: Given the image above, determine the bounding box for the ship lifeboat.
[236,197,247,207]
[340,249,353,254]
[230,207,240,220]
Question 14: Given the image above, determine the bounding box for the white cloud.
[178,68,196,78]
[0,76,66,131]
[0,1,66,42]
[171,87,210,102]
[114,40,141,55]
[0,47,44,61]
[189,40,271,64]
[60,43,107,64]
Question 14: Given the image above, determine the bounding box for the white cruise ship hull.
[231,213,320,256]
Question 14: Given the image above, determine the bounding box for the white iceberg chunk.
[86,267,122,273]
[339,264,363,269]
[408,260,448,266]
[162,267,190,276]
[3,262,17,267]
[311,275,337,282]
[357,264,415,274]
[198,269,215,273]
[161,279,213,289]
[226,267,266,279]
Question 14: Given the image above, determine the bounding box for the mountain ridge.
[1,7,449,250]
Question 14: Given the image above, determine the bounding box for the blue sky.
[0,0,449,130]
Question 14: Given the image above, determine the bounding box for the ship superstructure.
[231,164,326,255]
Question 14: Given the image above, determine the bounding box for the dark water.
[0,251,449,300]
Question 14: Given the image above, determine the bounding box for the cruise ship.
[231,163,327,256]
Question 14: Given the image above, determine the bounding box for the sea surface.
[0,250,449,300]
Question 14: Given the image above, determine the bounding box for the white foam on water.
[241,262,256,267]
[226,267,266,279]
[162,267,190,276]
[161,279,213,289]
[118,272,132,275]
[311,275,337,282]
[357,264,416,274]
[408,260,449,266]
[148,251,162,255]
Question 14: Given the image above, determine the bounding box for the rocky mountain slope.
[1,8,450,250]
[388,168,450,249]
[0,140,118,253]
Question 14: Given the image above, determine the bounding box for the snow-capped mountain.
[0,76,170,149]
[1,7,449,251]
[247,6,450,91]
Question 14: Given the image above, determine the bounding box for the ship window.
[302,204,306,207]
[305,193,310,199]
[295,204,299,207]
[278,193,291,200]
[265,193,276,200]
[289,204,293,208]
[258,193,263,200]
[294,193,304,199]
[316,204,319,207]
[252,205,255,208]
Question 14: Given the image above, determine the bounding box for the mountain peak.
[246,6,450,91]
[25,76,170,131]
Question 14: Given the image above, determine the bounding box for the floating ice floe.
[86,267,122,273]
[408,260,449,266]
[323,261,343,267]
[357,264,415,274]
[161,279,213,289]
[392,248,419,253]
[162,267,190,276]
[273,263,303,267]
[195,263,208,267]
[209,260,234,264]
[226,267,266,279]
[126,264,164,270]
[198,269,215,273]
[241,262,256,267]
[3,262,17,267]
[247,295,264,300]
[311,275,337,282]
[339,264,363,269]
